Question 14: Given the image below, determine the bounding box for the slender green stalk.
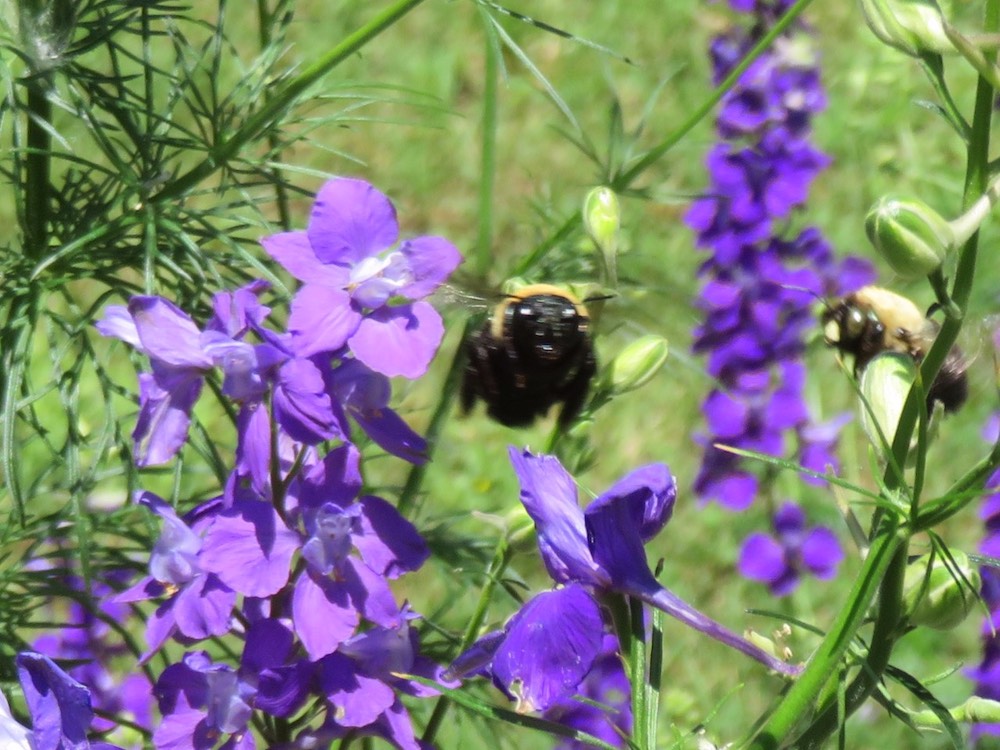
[511,0,815,277]
[153,0,428,204]
[24,76,52,259]
[257,0,292,230]
[627,596,650,749]
[474,8,500,279]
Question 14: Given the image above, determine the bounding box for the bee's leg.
[556,344,597,428]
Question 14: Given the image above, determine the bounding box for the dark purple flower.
[738,502,843,595]
[153,652,255,750]
[261,177,462,378]
[508,447,798,676]
[15,651,124,750]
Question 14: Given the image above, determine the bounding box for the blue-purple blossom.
[454,449,798,710]
[153,652,255,750]
[261,177,462,379]
[15,651,124,750]
[0,691,32,750]
[738,501,843,596]
[688,7,874,510]
[115,492,236,661]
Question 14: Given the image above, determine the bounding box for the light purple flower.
[738,502,843,596]
[0,690,32,750]
[261,178,462,378]
[115,492,236,661]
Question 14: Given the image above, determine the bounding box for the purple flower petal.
[16,651,92,750]
[492,585,603,713]
[172,574,235,640]
[595,463,676,542]
[260,230,349,287]
[319,652,395,727]
[308,178,399,266]
[199,500,300,597]
[349,406,429,464]
[128,297,212,369]
[95,306,141,348]
[273,358,342,444]
[291,572,359,660]
[738,533,786,585]
[800,527,844,579]
[397,236,463,299]
[288,284,360,358]
[133,370,203,467]
[508,447,598,584]
[355,495,429,578]
[349,301,444,379]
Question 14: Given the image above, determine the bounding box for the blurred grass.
[4,0,999,746]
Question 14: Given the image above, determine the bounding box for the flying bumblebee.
[460,283,596,428]
[820,285,968,413]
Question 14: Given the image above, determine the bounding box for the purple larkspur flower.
[261,177,462,378]
[0,690,32,750]
[688,6,874,510]
[153,652,255,750]
[115,492,236,661]
[738,501,843,596]
[455,449,798,704]
[199,445,428,660]
[15,651,124,750]
[97,284,340,466]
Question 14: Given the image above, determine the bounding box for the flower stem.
[24,76,52,259]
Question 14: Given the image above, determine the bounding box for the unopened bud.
[18,0,76,72]
[859,0,953,57]
[859,352,916,448]
[865,196,954,279]
[583,186,622,287]
[902,550,979,630]
[599,335,669,396]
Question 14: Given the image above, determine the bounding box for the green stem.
[744,520,906,750]
[511,0,816,277]
[24,75,52,259]
[153,0,427,204]
[257,0,292,230]
[627,596,650,750]
[474,11,500,279]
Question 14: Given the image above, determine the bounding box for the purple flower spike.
[509,447,800,676]
[261,177,462,379]
[738,502,844,596]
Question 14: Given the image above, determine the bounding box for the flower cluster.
[82,178,461,748]
[687,2,869,593]
[688,3,873,511]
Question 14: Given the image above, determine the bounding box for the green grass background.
[6,0,1000,747]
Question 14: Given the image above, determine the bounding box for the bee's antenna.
[583,293,617,304]
[779,283,834,313]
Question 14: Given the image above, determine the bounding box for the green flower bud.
[859,352,916,448]
[865,195,955,279]
[599,335,669,396]
[18,0,76,71]
[583,186,622,287]
[859,0,953,57]
[902,551,980,630]
[583,187,621,253]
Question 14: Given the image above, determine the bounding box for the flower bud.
[583,186,622,287]
[583,187,621,254]
[18,0,76,72]
[865,196,954,279]
[859,352,915,448]
[902,550,979,630]
[859,0,953,57]
[599,335,669,396]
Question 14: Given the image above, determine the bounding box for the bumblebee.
[821,285,968,413]
[460,283,596,427]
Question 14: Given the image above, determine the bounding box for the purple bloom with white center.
[15,651,124,750]
[458,448,799,700]
[738,502,843,596]
[152,652,255,750]
[261,177,462,379]
[115,492,236,661]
